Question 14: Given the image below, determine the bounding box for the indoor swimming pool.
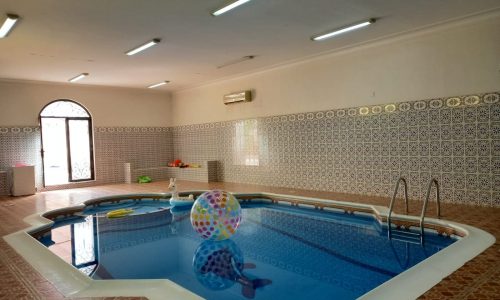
[39,196,456,299]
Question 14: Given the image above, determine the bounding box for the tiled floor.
[0,180,499,299]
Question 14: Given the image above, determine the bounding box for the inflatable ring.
[106,208,134,218]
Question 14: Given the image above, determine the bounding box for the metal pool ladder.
[387,177,415,243]
[387,177,441,244]
[419,178,441,239]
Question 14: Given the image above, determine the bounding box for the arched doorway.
[39,100,95,186]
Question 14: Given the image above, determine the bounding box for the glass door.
[41,118,69,186]
[67,119,94,181]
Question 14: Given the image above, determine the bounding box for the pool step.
[392,229,420,236]
[390,229,422,244]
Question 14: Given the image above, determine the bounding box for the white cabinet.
[12,166,36,196]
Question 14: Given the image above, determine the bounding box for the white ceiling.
[0,0,499,91]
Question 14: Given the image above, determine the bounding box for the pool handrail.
[387,177,409,238]
[420,178,441,238]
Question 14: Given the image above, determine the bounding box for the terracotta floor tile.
[0,180,499,299]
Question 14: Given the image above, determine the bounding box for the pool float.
[168,178,194,207]
[137,175,152,183]
[106,208,134,218]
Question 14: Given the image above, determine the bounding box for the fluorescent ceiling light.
[0,14,19,38]
[312,19,376,41]
[126,38,161,56]
[212,0,252,16]
[148,81,169,89]
[68,73,89,83]
[217,55,255,69]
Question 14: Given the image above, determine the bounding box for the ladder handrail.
[387,177,409,231]
[419,178,441,237]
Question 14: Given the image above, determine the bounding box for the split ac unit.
[223,90,252,104]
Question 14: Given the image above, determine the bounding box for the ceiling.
[0,0,499,91]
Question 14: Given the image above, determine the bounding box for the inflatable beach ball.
[190,190,242,241]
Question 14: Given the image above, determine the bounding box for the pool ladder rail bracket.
[387,177,441,244]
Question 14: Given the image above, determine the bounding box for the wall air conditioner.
[223,90,252,105]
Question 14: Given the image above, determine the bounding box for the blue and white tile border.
[170,92,499,132]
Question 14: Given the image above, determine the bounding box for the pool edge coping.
[3,191,496,300]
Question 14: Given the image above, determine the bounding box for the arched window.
[39,100,95,186]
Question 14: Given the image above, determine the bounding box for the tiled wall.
[0,127,173,193]
[1,91,498,207]
[0,171,9,195]
[172,92,500,207]
[0,127,43,194]
[93,127,173,185]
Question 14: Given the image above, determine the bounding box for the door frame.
[39,99,95,186]
[66,117,95,182]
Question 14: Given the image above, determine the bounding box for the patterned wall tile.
[0,171,8,195]
[170,91,499,207]
[93,127,173,185]
[0,126,173,193]
[0,127,43,192]
[1,92,498,208]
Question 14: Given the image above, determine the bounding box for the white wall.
[171,13,500,126]
[0,80,171,126]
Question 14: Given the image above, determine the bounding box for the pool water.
[40,200,456,300]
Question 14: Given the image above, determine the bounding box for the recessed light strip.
[148,81,169,89]
[312,19,375,41]
[126,38,161,56]
[212,0,252,16]
[0,14,20,38]
[68,73,89,83]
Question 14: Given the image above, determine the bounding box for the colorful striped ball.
[190,190,242,241]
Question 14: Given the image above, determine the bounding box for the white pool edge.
[358,220,494,300]
[3,191,495,300]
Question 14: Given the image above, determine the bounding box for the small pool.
[39,198,456,300]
